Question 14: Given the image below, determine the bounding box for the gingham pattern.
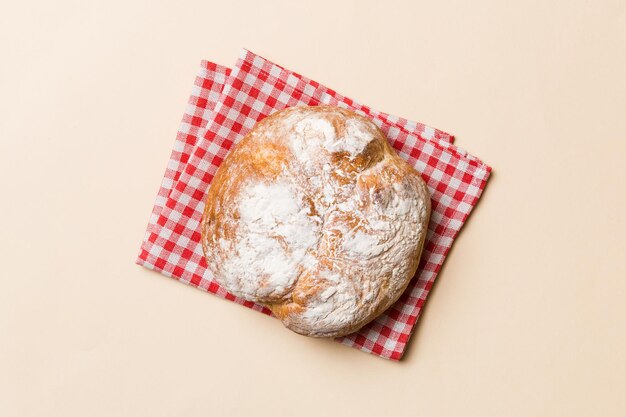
[139,61,229,256]
[137,50,491,360]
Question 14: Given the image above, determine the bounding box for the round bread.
[201,106,430,337]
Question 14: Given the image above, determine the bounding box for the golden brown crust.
[201,106,431,337]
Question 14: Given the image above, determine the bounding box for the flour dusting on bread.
[222,181,320,300]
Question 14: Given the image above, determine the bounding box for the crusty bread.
[201,106,430,337]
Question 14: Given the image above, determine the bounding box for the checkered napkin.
[137,49,491,360]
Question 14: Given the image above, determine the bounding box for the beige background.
[1,0,625,416]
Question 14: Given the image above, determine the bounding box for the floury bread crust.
[201,106,431,337]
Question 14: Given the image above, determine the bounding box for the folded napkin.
[137,49,491,360]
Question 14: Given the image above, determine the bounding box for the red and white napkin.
[137,49,491,360]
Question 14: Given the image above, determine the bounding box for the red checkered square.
[138,61,230,260]
[137,50,491,360]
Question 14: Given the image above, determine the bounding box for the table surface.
[1,1,625,416]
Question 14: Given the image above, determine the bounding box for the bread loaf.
[201,106,430,337]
